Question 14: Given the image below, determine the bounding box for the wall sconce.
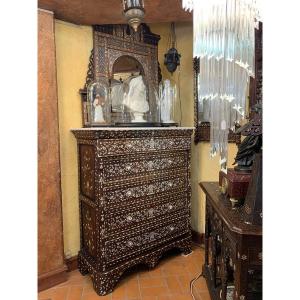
[122,0,145,32]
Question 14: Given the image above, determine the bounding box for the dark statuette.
[233,103,262,172]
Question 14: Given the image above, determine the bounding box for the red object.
[219,169,252,199]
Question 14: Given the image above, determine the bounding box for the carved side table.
[200,182,262,300]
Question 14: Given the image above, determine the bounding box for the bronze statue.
[233,103,262,172]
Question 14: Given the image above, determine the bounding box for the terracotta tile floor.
[39,245,211,300]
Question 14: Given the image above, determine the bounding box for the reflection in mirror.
[111,55,145,113]
[111,55,160,125]
[112,55,144,81]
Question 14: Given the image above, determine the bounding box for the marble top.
[71,127,194,131]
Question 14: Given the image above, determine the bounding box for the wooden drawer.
[97,136,191,156]
[102,151,187,182]
[104,215,190,266]
[104,191,188,234]
[104,172,188,207]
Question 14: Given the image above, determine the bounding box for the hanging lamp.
[164,23,181,74]
[122,0,145,32]
[182,0,261,170]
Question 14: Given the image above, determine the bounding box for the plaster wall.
[55,20,93,257]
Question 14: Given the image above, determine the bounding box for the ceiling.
[38,0,192,25]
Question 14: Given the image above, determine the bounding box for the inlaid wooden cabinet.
[71,128,193,295]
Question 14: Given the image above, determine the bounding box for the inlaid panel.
[105,191,188,234]
[97,137,191,156]
[81,202,97,258]
[105,216,189,265]
[79,145,95,200]
[103,151,187,182]
[104,172,187,206]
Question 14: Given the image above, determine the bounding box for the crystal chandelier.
[182,0,261,170]
[122,0,145,32]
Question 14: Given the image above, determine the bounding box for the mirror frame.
[79,24,161,127]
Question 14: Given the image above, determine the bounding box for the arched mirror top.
[112,55,145,82]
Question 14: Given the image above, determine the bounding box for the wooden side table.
[200,182,262,300]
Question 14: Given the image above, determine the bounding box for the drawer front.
[97,137,191,156]
[103,151,187,182]
[104,215,190,265]
[104,173,188,207]
[105,191,188,234]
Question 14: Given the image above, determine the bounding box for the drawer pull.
[150,139,155,149]
[149,185,154,194]
[127,241,133,247]
[148,208,154,216]
[148,161,154,169]
[126,215,133,221]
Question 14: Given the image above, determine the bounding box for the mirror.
[112,55,144,82]
[111,55,145,113]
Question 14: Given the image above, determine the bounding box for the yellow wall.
[55,20,93,257]
[55,20,237,256]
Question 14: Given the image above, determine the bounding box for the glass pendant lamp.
[122,0,145,32]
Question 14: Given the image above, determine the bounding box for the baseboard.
[65,255,78,272]
[38,264,68,291]
[191,230,204,246]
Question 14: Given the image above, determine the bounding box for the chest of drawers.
[71,128,193,295]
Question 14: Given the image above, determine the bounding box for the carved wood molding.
[249,22,263,118]
[194,121,241,144]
